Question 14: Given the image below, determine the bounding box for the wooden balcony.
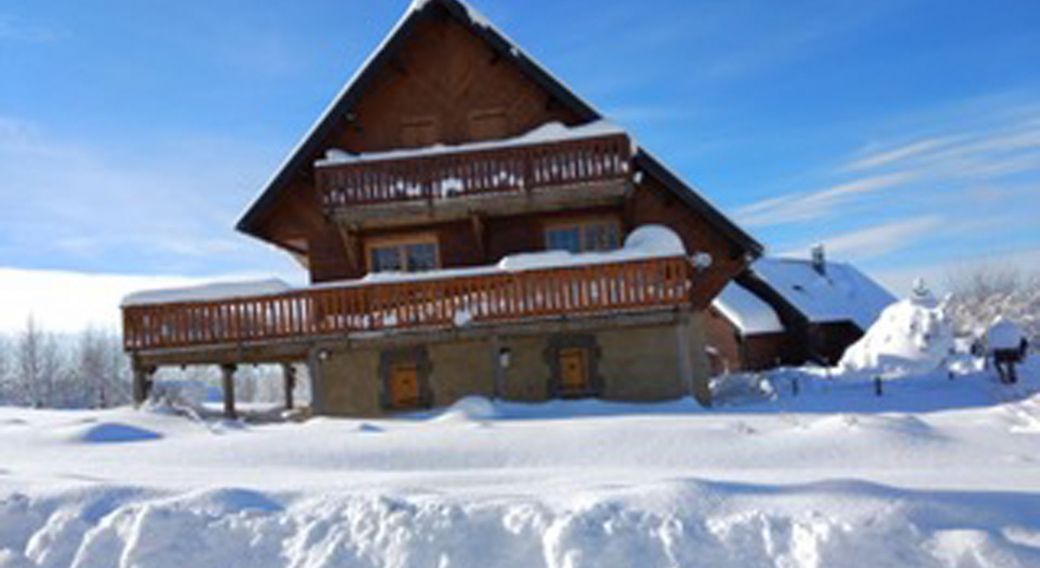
[315,132,632,227]
[123,256,694,354]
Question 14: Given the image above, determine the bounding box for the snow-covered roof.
[316,120,626,167]
[987,317,1025,350]
[712,282,784,335]
[749,257,895,330]
[121,279,292,307]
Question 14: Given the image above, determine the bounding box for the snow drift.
[840,280,955,376]
[3,479,1040,568]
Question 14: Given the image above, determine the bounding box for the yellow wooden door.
[390,363,420,408]
[559,348,588,393]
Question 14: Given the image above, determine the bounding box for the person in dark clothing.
[994,342,1025,384]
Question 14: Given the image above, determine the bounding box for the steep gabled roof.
[236,0,761,257]
[745,257,896,331]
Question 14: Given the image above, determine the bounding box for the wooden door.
[559,348,588,394]
[390,362,420,408]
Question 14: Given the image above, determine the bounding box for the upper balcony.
[315,121,633,228]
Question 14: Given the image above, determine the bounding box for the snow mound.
[840,280,954,376]
[4,481,1040,568]
[74,422,162,444]
[435,396,498,421]
[622,224,685,256]
[987,317,1025,351]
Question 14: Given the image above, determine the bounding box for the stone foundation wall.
[312,314,711,417]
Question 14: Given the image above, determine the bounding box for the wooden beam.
[283,363,297,410]
[622,181,638,233]
[132,365,156,407]
[469,213,486,261]
[221,363,238,420]
[335,223,362,273]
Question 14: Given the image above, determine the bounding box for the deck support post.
[282,363,297,410]
[677,309,712,407]
[491,336,504,399]
[221,363,238,420]
[132,365,156,407]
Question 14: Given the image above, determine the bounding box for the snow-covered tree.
[68,326,131,408]
[0,333,11,403]
[14,316,64,407]
[946,267,1039,348]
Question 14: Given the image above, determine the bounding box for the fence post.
[874,376,883,397]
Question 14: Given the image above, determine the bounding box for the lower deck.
[125,255,711,416]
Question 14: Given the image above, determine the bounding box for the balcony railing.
[123,256,693,352]
[316,132,631,209]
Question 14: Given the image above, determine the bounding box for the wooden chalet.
[122,0,762,417]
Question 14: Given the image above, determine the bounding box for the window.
[366,234,440,273]
[544,219,621,253]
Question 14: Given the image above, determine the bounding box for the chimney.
[811,244,826,275]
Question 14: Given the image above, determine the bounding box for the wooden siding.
[248,12,585,258]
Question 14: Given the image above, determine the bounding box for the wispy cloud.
[737,98,1040,231]
[0,14,63,43]
[786,216,944,261]
[0,115,296,276]
[869,247,1040,296]
[735,172,914,227]
[842,136,963,171]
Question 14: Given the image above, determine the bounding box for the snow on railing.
[122,255,692,352]
[316,133,631,209]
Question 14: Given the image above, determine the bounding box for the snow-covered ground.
[1,358,1039,567]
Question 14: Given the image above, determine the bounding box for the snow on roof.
[316,120,626,167]
[750,257,895,330]
[121,279,292,307]
[319,225,689,289]
[987,317,1025,350]
[712,282,784,335]
[123,226,689,305]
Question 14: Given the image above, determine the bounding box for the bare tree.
[946,266,1040,347]
[68,326,130,408]
[0,333,10,403]
[13,316,68,407]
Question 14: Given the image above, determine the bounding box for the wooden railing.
[316,133,631,209]
[123,256,693,352]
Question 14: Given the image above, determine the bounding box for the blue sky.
[2,0,1039,297]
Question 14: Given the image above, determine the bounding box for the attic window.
[468,109,508,141]
[401,117,439,147]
